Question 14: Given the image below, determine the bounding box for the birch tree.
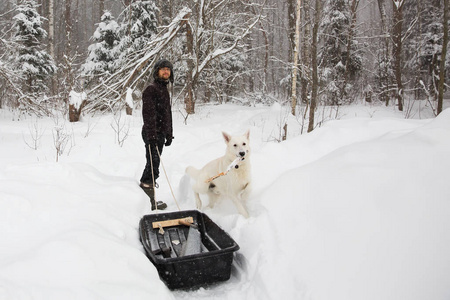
[300,0,311,108]
[290,0,301,115]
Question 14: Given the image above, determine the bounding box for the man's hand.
[165,136,173,146]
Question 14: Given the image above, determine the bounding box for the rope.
[148,144,160,211]
[156,146,181,211]
[205,157,243,183]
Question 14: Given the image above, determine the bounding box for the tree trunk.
[185,21,195,114]
[156,0,162,25]
[99,0,104,20]
[301,0,311,106]
[65,0,72,56]
[125,103,133,115]
[48,0,55,93]
[437,0,449,115]
[69,104,81,122]
[288,0,296,60]
[251,2,269,95]
[69,101,86,122]
[290,0,302,115]
[37,0,43,16]
[378,0,389,56]
[392,0,404,111]
[377,0,390,104]
[341,0,359,102]
[308,0,321,132]
[124,0,134,6]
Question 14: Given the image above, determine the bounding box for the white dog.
[186,130,252,218]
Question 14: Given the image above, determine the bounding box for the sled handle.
[152,217,194,229]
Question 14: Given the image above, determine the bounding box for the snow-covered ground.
[1,101,449,300]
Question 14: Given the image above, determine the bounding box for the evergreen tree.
[13,0,56,94]
[82,11,120,86]
[114,1,158,77]
[374,47,394,103]
[320,0,361,105]
[418,1,444,98]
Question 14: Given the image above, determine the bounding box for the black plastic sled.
[139,210,240,290]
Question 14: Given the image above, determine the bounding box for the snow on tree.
[320,0,362,105]
[402,1,446,101]
[374,48,394,103]
[113,0,158,91]
[68,90,87,122]
[83,1,260,115]
[177,0,261,113]
[12,0,56,94]
[196,18,249,104]
[81,11,120,86]
[84,8,191,113]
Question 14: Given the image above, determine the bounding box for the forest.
[0,0,448,131]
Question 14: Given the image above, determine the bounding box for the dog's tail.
[185,166,200,179]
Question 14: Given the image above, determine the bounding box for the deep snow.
[0,102,449,300]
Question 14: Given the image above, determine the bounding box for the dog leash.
[205,157,243,183]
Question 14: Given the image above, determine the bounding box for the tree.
[375,0,393,104]
[48,0,55,62]
[181,0,261,114]
[64,0,72,56]
[437,0,449,115]
[320,0,362,105]
[290,0,301,115]
[48,0,55,93]
[413,0,446,102]
[13,0,56,95]
[82,11,120,85]
[308,0,322,132]
[0,38,25,110]
[115,0,158,71]
[84,8,192,113]
[392,0,404,111]
[300,0,312,109]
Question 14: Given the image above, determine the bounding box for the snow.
[126,88,134,109]
[69,90,87,109]
[1,103,450,300]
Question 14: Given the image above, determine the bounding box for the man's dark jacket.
[141,79,173,142]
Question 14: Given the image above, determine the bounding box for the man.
[140,59,174,210]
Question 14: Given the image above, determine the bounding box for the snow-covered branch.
[85,7,192,111]
[193,14,261,81]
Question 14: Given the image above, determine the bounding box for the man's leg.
[140,140,167,210]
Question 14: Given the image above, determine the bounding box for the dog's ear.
[244,129,250,140]
[222,131,231,143]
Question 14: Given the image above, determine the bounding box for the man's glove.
[165,136,173,146]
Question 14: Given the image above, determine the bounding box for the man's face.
[158,67,171,80]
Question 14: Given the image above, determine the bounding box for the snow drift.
[0,104,449,300]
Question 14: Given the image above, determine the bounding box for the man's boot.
[140,183,167,210]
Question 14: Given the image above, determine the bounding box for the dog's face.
[222,130,251,159]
